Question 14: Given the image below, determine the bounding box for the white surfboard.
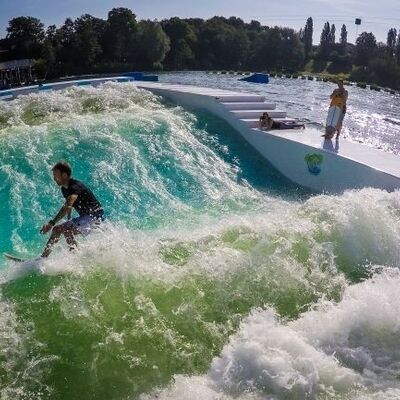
[324,105,342,137]
[2,252,38,263]
[326,106,342,129]
[3,253,28,262]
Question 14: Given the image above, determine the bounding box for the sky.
[1,0,399,44]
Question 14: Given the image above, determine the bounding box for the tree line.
[0,8,400,89]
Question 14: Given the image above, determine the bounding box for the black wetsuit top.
[61,178,103,217]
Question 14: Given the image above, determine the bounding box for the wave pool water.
[0,79,399,400]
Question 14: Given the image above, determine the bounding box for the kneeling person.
[40,161,104,257]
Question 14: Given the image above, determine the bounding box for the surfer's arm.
[53,195,78,224]
[43,195,78,229]
[40,195,78,234]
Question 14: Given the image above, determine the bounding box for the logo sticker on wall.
[304,153,324,175]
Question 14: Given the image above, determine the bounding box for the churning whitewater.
[0,81,400,400]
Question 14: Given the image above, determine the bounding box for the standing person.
[40,161,104,257]
[328,79,348,139]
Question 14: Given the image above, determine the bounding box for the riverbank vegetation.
[0,8,399,90]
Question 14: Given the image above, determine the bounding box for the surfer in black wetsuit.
[40,161,104,257]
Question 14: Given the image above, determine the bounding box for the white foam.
[0,82,161,130]
[141,268,400,399]
[0,291,56,399]
[140,375,266,400]
[3,187,400,297]
[140,308,359,399]
[291,268,400,390]
[210,308,360,398]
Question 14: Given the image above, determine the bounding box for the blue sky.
[1,0,399,44]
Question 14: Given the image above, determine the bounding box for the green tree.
[41,25,62,78]
[369,58,400,88]
[248,20,262,32]
[161,18,197,69]
[279,28,305,71]
[355,32,377,66]
[195,17,250,69]
[43,25,57,62]
[302,17,313,60]
[327,52,352,73]
[222,28,250,69]
[135,20,170,69]
[340,24,347,53]
[73,14,105,68]
[227,16,246,29]
[103,8,138,62]
[248,30,273,70]
[249,27,304,72]
[396,32,400,65]
[375,42,388,60]
[319,22,331,58]
[56,18,76,67]
[330,24,336,45]
[6,16,45,58]
[387,28,397,57]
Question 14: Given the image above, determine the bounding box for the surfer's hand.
[40,223,53,234]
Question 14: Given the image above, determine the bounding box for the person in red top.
[40,161,104,257]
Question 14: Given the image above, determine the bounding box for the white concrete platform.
[266,127,400,179]
[244,118,296,128]
[134,81,400,193]
[221,102,277,110]
[230,110,287,119]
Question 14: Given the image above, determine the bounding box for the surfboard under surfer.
[40,161,104,258]
[322,79,348,140]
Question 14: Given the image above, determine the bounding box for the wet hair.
[337,79,344,84]
[52,161,72,176]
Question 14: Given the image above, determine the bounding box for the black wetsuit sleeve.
[68,182,84,196]
[62,179,102,216]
